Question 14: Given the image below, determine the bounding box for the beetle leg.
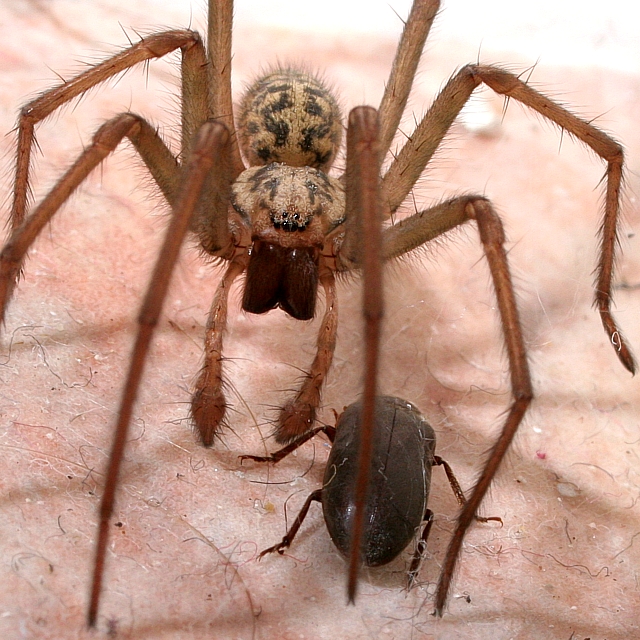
[258,489,323,559]
[434,455,503,526]
[407,509,435,589]
[240,425,336,464]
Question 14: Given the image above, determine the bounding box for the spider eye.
[270,209,308,231]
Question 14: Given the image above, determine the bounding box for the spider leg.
[206,0,244,179]
[88,121,230,627]
[377,0,440,159]
[0,113,180,321]
[274,271,339,444]
[186,0,252,443]
[382,64,635,372]
[10,0,244,237]
[191,256,246,447]
[382,194,532,614]
[11,30,204,231]
[340,107,385,603]
[275,105,383,453]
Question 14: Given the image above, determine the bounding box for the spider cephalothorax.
[232,161,345,320]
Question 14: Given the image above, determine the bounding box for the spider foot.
[190,386,226,447]
[274,399,316,444]
[599,310,636,374]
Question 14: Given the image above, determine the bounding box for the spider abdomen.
[237,69,343,170]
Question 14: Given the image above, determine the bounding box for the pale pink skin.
[1,2,639,639]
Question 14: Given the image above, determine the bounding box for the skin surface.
[1,1,639,639]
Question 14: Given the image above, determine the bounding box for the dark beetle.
[324,396,434,567]
[241,396,497,581]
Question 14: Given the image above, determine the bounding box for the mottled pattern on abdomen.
[238,69,342,171]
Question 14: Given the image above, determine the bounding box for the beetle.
[242,395,500,583]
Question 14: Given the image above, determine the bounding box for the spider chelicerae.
[1,0,634,629]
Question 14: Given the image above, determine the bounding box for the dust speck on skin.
[557,482,581,498]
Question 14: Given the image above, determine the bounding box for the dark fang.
[243,241,319,320]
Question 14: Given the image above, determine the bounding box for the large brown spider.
[1,0,635,630]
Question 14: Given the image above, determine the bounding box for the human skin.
[0,2,639,639]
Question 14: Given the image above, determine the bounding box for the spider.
[1,0,634,628]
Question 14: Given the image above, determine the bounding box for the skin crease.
[0,1,639,638]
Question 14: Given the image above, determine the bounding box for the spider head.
[231,163,344,320]
[231,163,345,247]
